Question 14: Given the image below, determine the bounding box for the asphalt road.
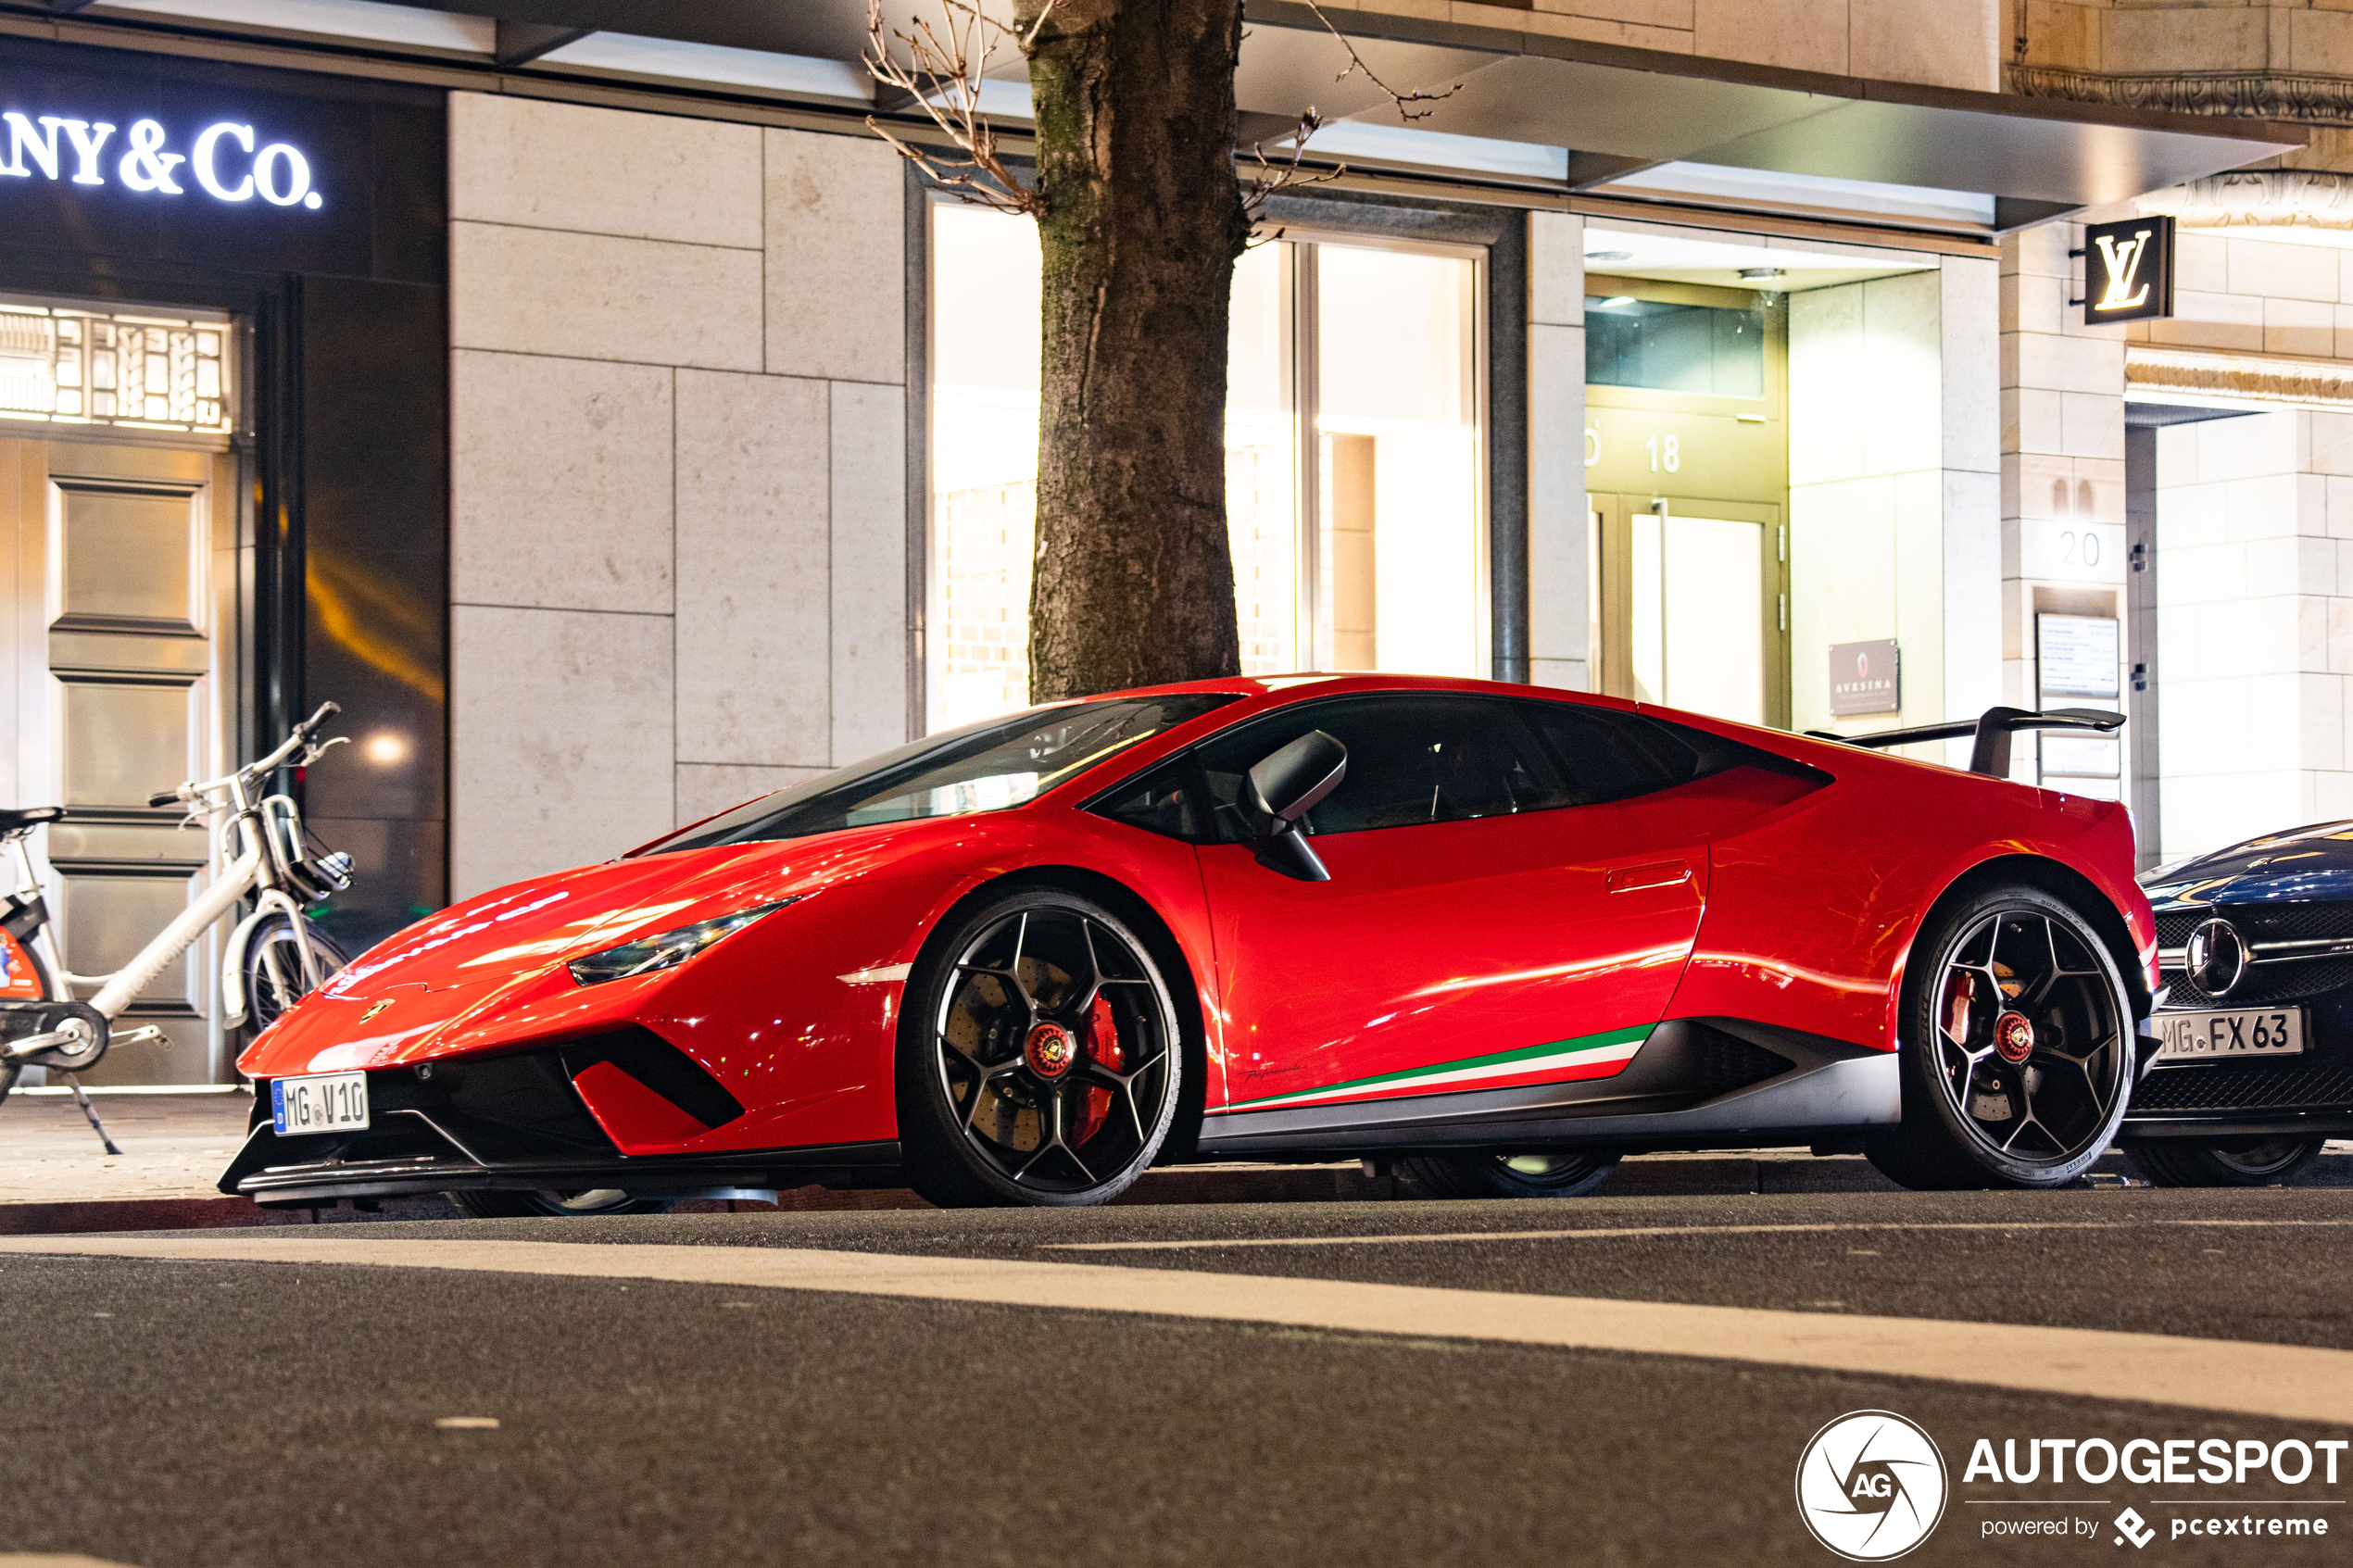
[2,1185,2351,1568]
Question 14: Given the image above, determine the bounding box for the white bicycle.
[0,701,358,1148]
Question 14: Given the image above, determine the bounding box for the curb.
[0,1154,1910,1234]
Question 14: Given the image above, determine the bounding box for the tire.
[0,1060,16,1104]
[1403,1151,1619,1198]
[898,886,1184,1208]
[1867,884,2135,1190]
[242,916,353,1037]
[2128,1136,2325,1188]
[446,1189,677,1219]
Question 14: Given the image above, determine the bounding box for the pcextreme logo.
[1796,1411,1951,1561]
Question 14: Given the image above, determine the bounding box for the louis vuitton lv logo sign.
[2082,215,2174,325]
[2094,230,2153,311]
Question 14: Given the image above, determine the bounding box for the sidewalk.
[4,1087,2333,1235]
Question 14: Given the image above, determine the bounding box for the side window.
[1091,693,1740,846]
[1516,702,1700,805]
[1189,695,1582,838]
[1093,761,1214,844]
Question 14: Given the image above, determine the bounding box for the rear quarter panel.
[1652,716,2153,1052]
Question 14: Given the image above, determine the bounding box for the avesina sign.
[0,111,321,209]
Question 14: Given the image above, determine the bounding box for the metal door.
[1,436,238,1084]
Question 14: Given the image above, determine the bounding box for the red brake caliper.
[1074,992,1123,1146]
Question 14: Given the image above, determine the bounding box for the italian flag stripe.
[1215,1023,1654,1114]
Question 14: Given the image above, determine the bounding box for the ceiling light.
[1585,250,1632,263]
[1598,295,1636,308]
[1739,267,1786,282]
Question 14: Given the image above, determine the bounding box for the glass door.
[1582,271,1790,730]
[1592,494,1788,729]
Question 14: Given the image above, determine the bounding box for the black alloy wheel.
[1403,1151,1619,1198]
[2128,1136,2325,1188]
[242,916,353,1037]
[1869,885,2134,1190]
[447,1188,676,1219]
[898,887,1182,1208]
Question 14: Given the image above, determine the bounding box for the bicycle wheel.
[242,915,352,1035]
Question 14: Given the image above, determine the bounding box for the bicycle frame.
[11,702,347,1032]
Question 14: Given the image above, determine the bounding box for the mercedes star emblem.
[2184,917,2249,997]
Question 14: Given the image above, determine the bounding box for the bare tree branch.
[1301,0,1463,121]
[1241,109,1341,237]
[1242,0,1465,235]
[862,0,1048,217]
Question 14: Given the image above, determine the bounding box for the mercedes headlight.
[567,899,796,985]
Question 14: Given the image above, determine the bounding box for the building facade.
[0,0,2294,1084]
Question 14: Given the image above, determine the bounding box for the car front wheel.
[447,1189,676,1219]
[1402,1151,1618,1198]
[1868,885,2135,1190]
[2127,1136,2325,1187]
[898,887,1183,1208]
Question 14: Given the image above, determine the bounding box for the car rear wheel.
[898,887,1183,1208]
[2127,1136,2325,1187]
[1868,885,2134,1190]
[1402,1151,1619,1198]
[447,1189,676,1219]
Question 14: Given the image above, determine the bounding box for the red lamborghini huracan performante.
[222,675,2158,1212]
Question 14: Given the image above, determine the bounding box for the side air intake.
[560,1028,746,1155]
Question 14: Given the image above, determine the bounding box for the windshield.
[635,691,1241,856]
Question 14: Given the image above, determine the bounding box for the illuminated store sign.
[2082,215,2171,326]
[0,111,321,210]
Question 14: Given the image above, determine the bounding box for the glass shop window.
[928,205,1484,734]
[1584,295,1764,398]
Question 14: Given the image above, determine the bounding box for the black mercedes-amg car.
[2132,822,2353,1184]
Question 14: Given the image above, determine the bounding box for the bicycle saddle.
[0,806,66,836]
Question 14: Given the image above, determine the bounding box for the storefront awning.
[1233,1,2300,231]
[75,0,2303,234]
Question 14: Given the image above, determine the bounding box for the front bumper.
[222,1134,902,1207]
[2120,1025,2353,1139]
[220,1035,899,1205]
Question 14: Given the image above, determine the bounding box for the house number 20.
[1645,433,1681,473]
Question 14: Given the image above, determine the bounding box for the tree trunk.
[1017,0,1249,702]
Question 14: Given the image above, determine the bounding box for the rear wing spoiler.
[1805,706,2124,779]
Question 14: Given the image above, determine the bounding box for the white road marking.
[1046,1217,2353,1251]
[4,1234,2352,1424]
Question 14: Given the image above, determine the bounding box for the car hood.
[2139,820,2353,909]
[314,822,926,1004]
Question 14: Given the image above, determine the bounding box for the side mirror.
[1245,730,1346,882]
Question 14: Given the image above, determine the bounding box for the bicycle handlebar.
[154,701,347,810]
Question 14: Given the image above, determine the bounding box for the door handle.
[1606,861,1692,893]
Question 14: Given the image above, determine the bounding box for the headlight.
[566,899,796,986]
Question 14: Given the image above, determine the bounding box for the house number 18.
[1645,433,1680,473]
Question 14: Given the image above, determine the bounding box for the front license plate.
[271,1070,369,1135]
[2152,1008,2307,1066]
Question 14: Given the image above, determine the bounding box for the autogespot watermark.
[1796,1411,1951,1561]
[1799,1412,2346,1556]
